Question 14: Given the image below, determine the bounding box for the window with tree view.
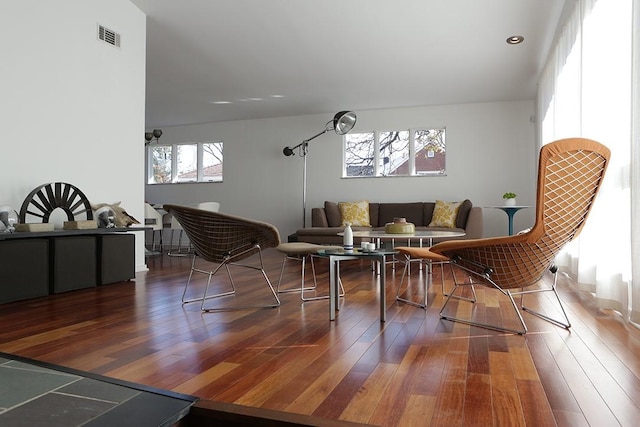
[148,141,223,184]
[344,128,445,177]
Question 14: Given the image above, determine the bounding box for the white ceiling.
[130,0,571,129]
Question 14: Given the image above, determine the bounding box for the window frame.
[342,127,446,178]
[147,141,223,185]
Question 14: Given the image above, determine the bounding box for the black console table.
[0,228,136,304]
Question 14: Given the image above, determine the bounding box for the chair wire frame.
[276,253,345,301]
[164,204,281,312]
[396,252,477,309]
[432,138,610,335]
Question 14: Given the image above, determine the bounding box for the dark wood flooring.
[1,249,639,426]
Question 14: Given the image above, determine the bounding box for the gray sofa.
[294,200,482,245]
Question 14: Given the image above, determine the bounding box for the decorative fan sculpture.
[19,182,93,224]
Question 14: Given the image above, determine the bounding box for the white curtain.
[631,0,640,324]
[537,0,637,323]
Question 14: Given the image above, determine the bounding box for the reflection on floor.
[0,352,196,427]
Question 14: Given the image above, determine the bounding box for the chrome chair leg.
[396,255,473,309]
[181,246,280,311]
[439,264,526,335]
[200,245,280,312]
[518,267,571,329]
[396,254,427,308]
[301,255,344,301]
[277,254,318,294]
[277,254,344,301]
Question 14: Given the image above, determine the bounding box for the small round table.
[491,206,530,235]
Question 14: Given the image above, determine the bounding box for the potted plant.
[503,192,517,206]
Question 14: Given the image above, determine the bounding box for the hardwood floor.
[1,249,639,426]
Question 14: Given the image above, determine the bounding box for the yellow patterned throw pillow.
[338,200,371,227]
[428,200,462,228]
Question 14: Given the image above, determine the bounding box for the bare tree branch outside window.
[379,131,409,176]
[344,128,446,177]
[148,141,223,184]
[345,132,375,176]
[151,146,172,183]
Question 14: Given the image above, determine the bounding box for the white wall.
[146,101,537,240]
[0,0,148,270]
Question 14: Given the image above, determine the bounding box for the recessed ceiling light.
[211,101,231,104]
[506,35,524,45]
[271,95,285,98]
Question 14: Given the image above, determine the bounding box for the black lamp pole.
[283,111,357,227]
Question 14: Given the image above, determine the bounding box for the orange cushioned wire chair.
[406,138,609,334]
[164,204,281,312]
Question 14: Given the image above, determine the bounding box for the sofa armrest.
[463,207,483,239]
[311,208,329,227]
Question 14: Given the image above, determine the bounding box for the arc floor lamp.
[283,111,357,228]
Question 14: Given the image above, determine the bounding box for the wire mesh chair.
[164,204,281,312]
[167,202,220,257]
[430,138,610,334]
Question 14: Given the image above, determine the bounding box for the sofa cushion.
[324,201,341,227]
[377,202,424,227]
[428,200,462,228]
[455,199,473,228]
[338,200,371,227]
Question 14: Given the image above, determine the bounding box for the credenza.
[0,228,135,304]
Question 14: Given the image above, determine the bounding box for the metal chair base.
[168,229,192,257]
[396,255,474,309]
[439,264,570,335]
[181,244,280,311]
[440,283,527,335]
[277,254,344,301]
[516,272,571,329]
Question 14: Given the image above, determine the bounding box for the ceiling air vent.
[98,24,120,47]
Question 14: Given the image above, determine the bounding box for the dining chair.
[144,203,164,252]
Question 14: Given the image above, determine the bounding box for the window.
[147,141,223,184]
[344,128,445,177]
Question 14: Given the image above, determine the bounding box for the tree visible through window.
[151,146,172,183]
[344,128,445,177]
[148,141,223,184]
[379,131,409,176]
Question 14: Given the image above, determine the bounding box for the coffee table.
[315,248,397,322]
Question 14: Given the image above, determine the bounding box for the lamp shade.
[332,111,357,135]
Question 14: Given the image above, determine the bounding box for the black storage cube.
[98,234,134,285]
[51,236,97,293]
[0,239,49,304]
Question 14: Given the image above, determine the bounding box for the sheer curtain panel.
[537,0,638,324]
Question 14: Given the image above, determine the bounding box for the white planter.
[504,198,516,206]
